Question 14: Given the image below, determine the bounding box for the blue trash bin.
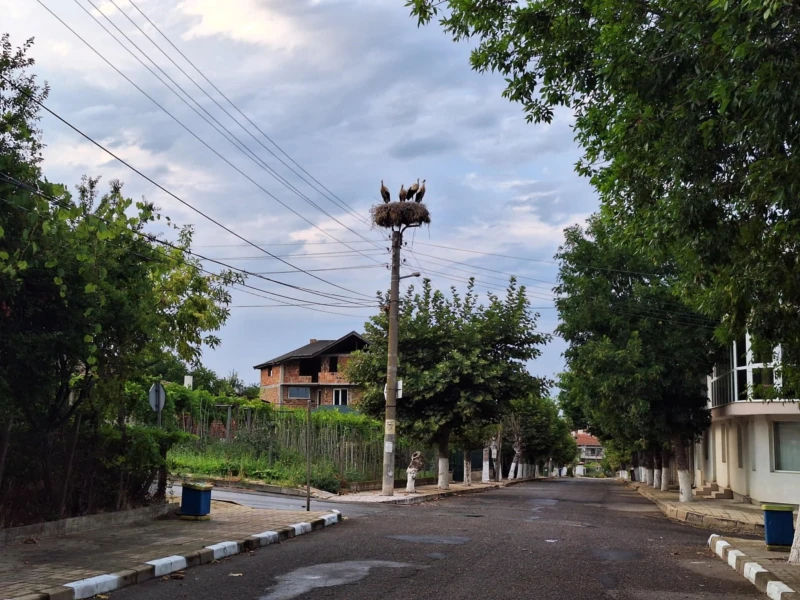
[762,504,795,547]
[181,482,213,521]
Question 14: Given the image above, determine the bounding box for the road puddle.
[260,561,413,600]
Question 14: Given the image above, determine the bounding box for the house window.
[333,388,348,406]
[267,366,273,377]
[737,424,743,469]
[329,356,338,373]
[774,421,800,472]
[287,386,310,400]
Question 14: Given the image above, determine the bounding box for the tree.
[346,278,548,489]
[555,216,718,501]
[0,35,239,518]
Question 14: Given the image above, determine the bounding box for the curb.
[708,534,800,600]
[624,481,764,534]
[12,510,343,600]
[362,476,542,505]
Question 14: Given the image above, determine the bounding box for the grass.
[168,441,373,493]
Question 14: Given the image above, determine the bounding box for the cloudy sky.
[5,0,598,388]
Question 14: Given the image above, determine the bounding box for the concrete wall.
[703,413,800,505]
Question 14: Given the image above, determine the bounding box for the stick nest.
[371,202,431,228]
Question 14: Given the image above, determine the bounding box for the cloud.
[388,135,458,159]
[5,0,599,383]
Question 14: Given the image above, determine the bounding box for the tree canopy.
[346,278,549,458]
[408,0,800,388]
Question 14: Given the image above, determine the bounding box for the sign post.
[149,383,166,428]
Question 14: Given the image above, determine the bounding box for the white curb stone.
[715,539,730,558]
[254,530,280,546]
[206,541,239,560]
[727,549,744,568]
[323,513,339,526]
[291,522,312,536]
[767,580,795,600]
[65,574,120,599]
[146,555,188,576]
[744,561,767,584]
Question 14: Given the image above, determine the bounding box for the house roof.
[574,432,602,447]
[253,331,366,369]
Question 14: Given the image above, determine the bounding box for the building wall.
[260,385,279,404]
[283,362,312,384]
[704,413,800,505]
[318,355,352,384]
[260,367,280,386]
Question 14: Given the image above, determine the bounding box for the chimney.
[310,339,317,343]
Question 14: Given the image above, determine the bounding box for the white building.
[694,334,800,505]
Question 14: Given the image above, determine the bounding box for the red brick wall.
[261,385,279,404]
[260,366,279,386]
[283,362,312,384]
[282,385,311,408]
[319,355,352,384]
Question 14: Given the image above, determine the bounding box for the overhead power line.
[73,0,384,263]
[34,0,382,285]
[1,72,373,301]
[123,0,371,227]
[0,171,378,309]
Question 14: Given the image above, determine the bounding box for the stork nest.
[371,202,431,228]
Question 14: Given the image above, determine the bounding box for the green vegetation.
[0,36,238,526]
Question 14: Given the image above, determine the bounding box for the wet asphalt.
[112,478,761,600]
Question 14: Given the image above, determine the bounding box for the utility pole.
[381,231,420,496]
[382,230,402,496]
[306,396,311,511]
[373,178,428,496]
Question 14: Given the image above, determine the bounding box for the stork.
[407,179,419,202]
[415,179,426,203]
[399,184,407,202]
[380,180,390,203]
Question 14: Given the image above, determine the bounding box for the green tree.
[555,216,718,501]
[0,35,239,517]
[346,278,548,489]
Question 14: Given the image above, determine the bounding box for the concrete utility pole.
[373,178,429,496]
[381,232,420,496]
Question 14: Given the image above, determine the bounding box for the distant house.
[574,431,604,463]
[253,331,368,409]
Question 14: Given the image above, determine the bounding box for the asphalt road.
[116,479,761,600]
[170,484,388,519]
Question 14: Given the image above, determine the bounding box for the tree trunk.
[661,448,670,491]
[671,435,692,503]
[548,458,553,477]
[495,428,503,482]
[482,446,490,483]
[644,450,654,486]
[653,450,662,489]
[631,451,639,481]
[789,512,800,564]
[437,436,449,490]
[463,450,471,486]
[508,454,519,480]
[0,417,12,496]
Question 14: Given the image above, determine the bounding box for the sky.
[5,0,598,389]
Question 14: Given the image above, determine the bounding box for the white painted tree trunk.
[789,512,800,563]
[482,446,490,483]
[661,449,670,491]
[535,463,540,478]
[653,469,661,489]
[438,457,449,489]
[672,435,692,503]
[495,431,503,482]
[678,470,692,502]
[548,458,553,477]
[463,451,471,486]
[508,454,519,479]
[522,463,529,478]
[645,468,654,486]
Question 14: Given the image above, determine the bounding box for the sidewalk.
[628,481,767,533]
[0,500,341,600]
[330,477,540,504]
[709,534,800,599]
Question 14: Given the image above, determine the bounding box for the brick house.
[253,331,368,409]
